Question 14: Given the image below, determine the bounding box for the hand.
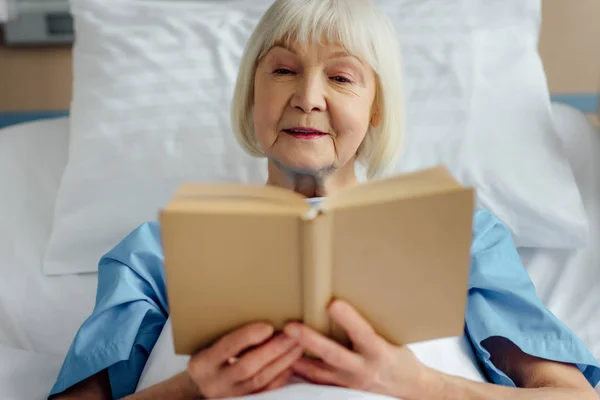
[283,300,431,400]
[186,322,303,398]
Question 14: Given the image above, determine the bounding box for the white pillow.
[136,318,486,396]
[44,0,587,275]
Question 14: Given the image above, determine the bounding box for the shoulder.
[466,206,537,305]
[471,208,516,255]
[122,220,162,244]
[104,221,162,256]
[467,208,524,285]
[99,221,164,276]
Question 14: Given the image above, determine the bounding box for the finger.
[291,356,346,387]
[260,369,293,393]
[284,322,362,372]
[225,333,296,382]
[328,299,383,355]
[234,346,303,395]
[206,322,274,366]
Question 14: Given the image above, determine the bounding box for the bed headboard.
[0,0,598,128]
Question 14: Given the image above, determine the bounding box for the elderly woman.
[50,0,599,399]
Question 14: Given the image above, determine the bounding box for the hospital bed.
[1,104,599,399]
[1,0,599,398]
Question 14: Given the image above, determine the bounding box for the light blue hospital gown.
[49,202,600,399]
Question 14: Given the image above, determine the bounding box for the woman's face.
[253,40,378,176]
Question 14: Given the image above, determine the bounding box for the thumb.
[328,300,382,356]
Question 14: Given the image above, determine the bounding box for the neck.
[266,160,359,198]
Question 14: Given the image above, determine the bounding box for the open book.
[159,166,475,355]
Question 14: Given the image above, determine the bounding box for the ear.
[370,90,381,127]
[371,112,381,128]
[370,111,381,128]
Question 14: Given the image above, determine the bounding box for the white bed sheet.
[0,106,598,399]
[0,118,98,356]
[0,118,99,399]
[0,344,64,400]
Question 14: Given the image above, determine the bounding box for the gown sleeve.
[465,209,600,388]
[49,221,169,399]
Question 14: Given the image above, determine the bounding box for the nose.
[290,73,326,113]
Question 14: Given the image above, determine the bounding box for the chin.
[274,156,335,176]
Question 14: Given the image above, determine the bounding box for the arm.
[49,222,302,400]
[425,370,597,400]
[484,336,594,390]
[50,370,112,400]
[126,323,301,400]
[53,323,302,400]
[121,372,199,400]
[285,300,599,400]
[48,222,170,399]
[423,337,598,399]
[51,370,198,400]
[454,210,600,398]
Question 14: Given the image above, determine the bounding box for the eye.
[273,68,294,75]
[331,76,351,84]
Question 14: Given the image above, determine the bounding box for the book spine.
[300,212,333,336]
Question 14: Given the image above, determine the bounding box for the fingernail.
[285,324,300,338]
[330,299,343,310]
[259,323,275,336]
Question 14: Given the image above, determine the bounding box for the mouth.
[282,127,327,140]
